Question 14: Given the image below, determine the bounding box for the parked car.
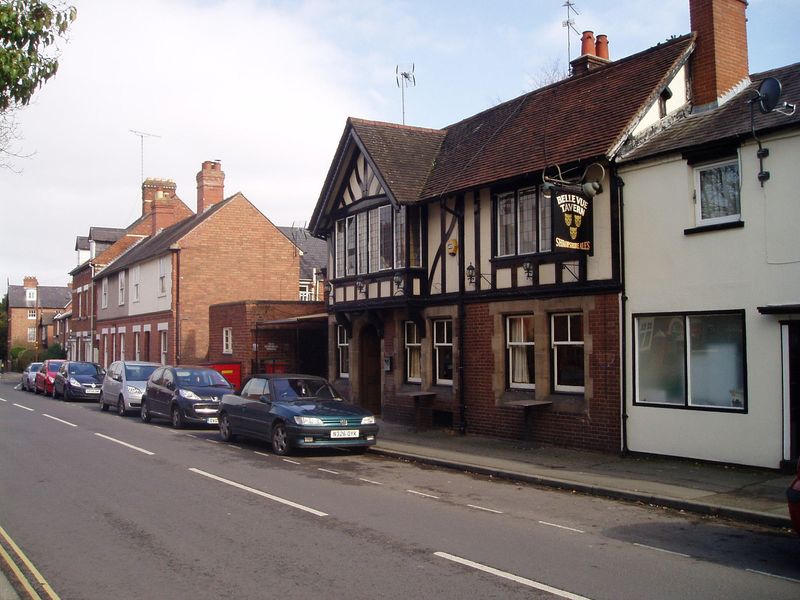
[100,361,160,416]
[788,458,800,535]
[34,360,65,396]
[217,374,378,455]
[21,362,43,392]
[140,365,233,428]
[53,361,105,401]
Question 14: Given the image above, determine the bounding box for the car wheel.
[271,421,289,456]
[140,399,151,423]
[99,393,109,411]
[171,405,184,429]
[117,396,126,417]
[219,413,236,442]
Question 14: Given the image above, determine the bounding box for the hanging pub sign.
[551,187,593,252]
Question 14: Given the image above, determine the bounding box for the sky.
[1,0,797,289]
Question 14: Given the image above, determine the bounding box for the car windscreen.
[175,369,232,388]
[71,363,101,376]
[125,365,158,381]
[273,378,337,400]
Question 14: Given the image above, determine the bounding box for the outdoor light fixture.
[355,277,365,293]
[393,271,404,293]
[522,258,534,280]
[466,263,476,285]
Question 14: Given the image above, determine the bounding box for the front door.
[359,325,382,416]
[786,322,800,465]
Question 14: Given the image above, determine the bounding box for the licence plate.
[207,417,219,424]
[331,429,359,439]
[86,388,101,394]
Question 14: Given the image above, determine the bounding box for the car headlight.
[294,416,324,426]
[361,416,375,425]
[47,376,54,383]
[178,389,201,401]
[127,386,142,395]
[69,378,82,388]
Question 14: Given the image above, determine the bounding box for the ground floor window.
[337,325,350,378]
[507,315,535,389]
[405,321,421,383]
[160,330,168,365]
[433,319,453,385]
[223,327,233,354]
[119,334,125,361]
[552,313,584,393]
[134,333,140,361]
[635,311,745,410]
[27,327,35,342]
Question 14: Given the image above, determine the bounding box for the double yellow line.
[0,525,60,600]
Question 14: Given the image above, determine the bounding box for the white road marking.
[94,433,155,456]
[746,569,800,584]
[254,451,272,458]
[229,445,242,450]
[467,504,503,514]
[43,414,78,427]
[407,489,439,499]
[359,478,383,485]
[0,397,7,402]
[282,458,301,465]
[205,439,220,444]
[435,552,594,600]
[633,543,690,558]
[538,521,584,533]
[13,403,34,412]
[189,468,328,517]
[318,468,340,475]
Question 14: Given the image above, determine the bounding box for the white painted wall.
[129,255,172,316]
[620,131,800,467]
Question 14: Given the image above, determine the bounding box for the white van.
[100,361,161,416]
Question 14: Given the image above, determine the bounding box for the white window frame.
[694,158,741,226]
[222,327,233,354]
[118,271,126,306]
[506,315,535,390]
[27,327,36,342]
[101,278,108,309]
[119,334,125,361]
[433,319,453,386]
[160,330,168,365]
[27,309,36,320]
[551,313,584,393]
[158,257,167,297]
[337,325,350,378]
[405,321,421,383]
[134,332,140,361]
[26,289,36,302]
[133,265,140,303]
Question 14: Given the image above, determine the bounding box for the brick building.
[6,276,71,362]
[93,161,302,368]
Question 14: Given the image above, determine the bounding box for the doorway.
[359,325,382,415]
[785,322,799,465]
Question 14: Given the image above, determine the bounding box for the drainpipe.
[615,173,629,455]
[90,262,95,363]
[173,247,181,364]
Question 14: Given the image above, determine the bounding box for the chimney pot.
[580,31,596,56]
[595,34,609,60]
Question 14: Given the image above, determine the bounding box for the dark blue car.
[53,361,105,401]
[218,374,378,455]
[140,366,232,428]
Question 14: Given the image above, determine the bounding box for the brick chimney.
[150,197,175,236]
[689,0,749,109]
[570,31,611,76]
[23,276,38,289]
[196,160,225,213]
[142,178,177,216]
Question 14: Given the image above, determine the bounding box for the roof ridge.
[348,117,444,134]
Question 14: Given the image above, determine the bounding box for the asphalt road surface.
[1,380,798,600]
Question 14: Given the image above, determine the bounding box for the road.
[1,380,798,600]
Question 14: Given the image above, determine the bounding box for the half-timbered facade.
[310,33,696,451]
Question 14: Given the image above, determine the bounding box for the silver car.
[100,361,161,416]
[21,362,43,392]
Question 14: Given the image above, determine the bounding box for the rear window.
[125,365,158,381]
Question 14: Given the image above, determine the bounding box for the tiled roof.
[423,34,695,198]
[279,227,328,280]
[89,227,126,243]
[349,119,447,204]
[619,62,800,162]
[75,236,89,251]
[97,195,237,279]
[8,285,72,308]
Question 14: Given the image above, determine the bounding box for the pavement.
[0,370,796,598]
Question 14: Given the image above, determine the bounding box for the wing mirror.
[259,394,271,403]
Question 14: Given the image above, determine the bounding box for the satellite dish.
[757,77,782,114]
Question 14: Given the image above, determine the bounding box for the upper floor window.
[433,319,453,385]
[495,186,551,258]
[222,327,233,354]
[77,292,82,317]
[335,206,420,278]
[118,271,126,305]
[552,313,584,393]
[694,159,740,226]
[26,289,36,302]
[158,257,168,296]
[337,326,350,378]
[507,315,535,390]
[299,283,312,302]
[27,309,36,320]
[405,321,421,383]
[132,266,140,303]
[101,278,108,309]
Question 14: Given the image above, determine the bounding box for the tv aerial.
[562,1,581,65]
[748,77,796,186]
[396,63,416,125]
[129,129,161,184]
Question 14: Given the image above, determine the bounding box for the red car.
[789,458,800,535]
[35,360,65,396]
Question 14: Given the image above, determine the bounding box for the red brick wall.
[176,195,301,363]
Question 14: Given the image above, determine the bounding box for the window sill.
[684,220,744,235]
